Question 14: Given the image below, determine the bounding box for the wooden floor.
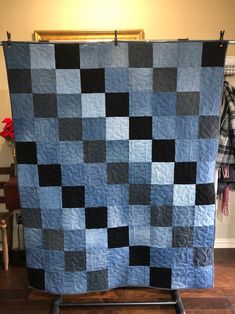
[0,249,235,314]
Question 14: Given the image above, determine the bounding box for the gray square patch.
[176,92,199,115]
[22,208,42,228]
[107,163,129,184]
[153,68,177,92]
[193,247,213,266]
[87,269,108,291]
[59,118,82,140]
[129,42,153,68]
[129,184,151,205]
[43,229,64,250]
[84,141,106,163]
[172,226,193,247]
[33,94,57,118]
[151,206,173,227]
[199,116,220,139]
[65,251,86,271]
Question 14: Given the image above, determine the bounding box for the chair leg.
[1,220,9,271]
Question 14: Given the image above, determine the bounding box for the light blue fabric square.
[200,68,224,115]
[85,184,107,207]
[108,206,129,228]
[61,164,85,186]
[129,225,150,246]
[41,208,63,229]
[152,92,176,116]
[173,206,195,226]
[17,164,39,187]
[62,208,85,230]
[104,43,129,67]
[57,94,82,118]
[86,248,107,271]
[59,141,83,163]
[177,67,200,91]
[86,228,107,250]
[176,116,199,139]
[199,139,218,162]
[37,142,59,164]
[39,187,62,209]
[108,267,129,288]
[178,42,203,67]
[172,266,195,289]
[11,94,34,118]
[129,162,151,184]
[129,68,153,91]
[107,247,129,268]
[80,44,106,68]
[18,186,39,208]
[129,205,150,226]
[194,205,215,227]
[194,266,213,288]
[106,184,129,206]
[84,163,107,186]
[26,248,43,269]
[43,251,64,272]
[173,185,196,206]
[35,118,59,142]
[129,92,152,116]
[24,228,42,249]
[106,140,129,162]
[151,185,173,206]
[175,140,199,162]
[105,68,129,92]
[64,229,86,251]
[81,93,105,117]
[128,266,150,286]
[30,44,55,69]
[14,118,35,141]
[5,43,30,68]
[150,227,172,247]
[193,226,215,247]
[129,140,152,162]
[56,69,81,94]
[106,117,129,140]
[153,42,178,67]
[196,161,215,183]
[31,69,56,93]
[153,116,176,139]
[45,272,64,294]
[150,248,174,267]
[83,118,106,140]
[151,162,174,184]
[64,272,88,294]
[173,248,194,267]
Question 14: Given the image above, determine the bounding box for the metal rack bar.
[49,289,185,314]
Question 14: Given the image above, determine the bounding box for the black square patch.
[85,207,107,229]
[105,93,129,117]
[150,267,172,289]
[55,44,80,69]
[174,162,197,184]
[129,117,152,139]
[33,94,57,118]
[107,163,129,184]
[81,69,105,93]
[196,183,215,205]
[202,41,228,67]
[27,267,45,290]
[7,69,32,93]
[16,142,37,164]
[62,186,85,208]
[108,226,129,248]
[38,164,61,186]
[129,246,150,266]
[152,140,175,162]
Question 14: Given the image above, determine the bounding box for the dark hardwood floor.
[0,249,235,313]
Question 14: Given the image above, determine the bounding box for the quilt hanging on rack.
[3,40,227,293]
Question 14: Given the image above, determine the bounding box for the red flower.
[0,118,14,142]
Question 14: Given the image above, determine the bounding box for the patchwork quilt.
[3,40,227,293]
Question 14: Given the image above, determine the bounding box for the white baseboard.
[215,238,235,248]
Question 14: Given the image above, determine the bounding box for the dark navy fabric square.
[174,162,197,184]
[7,69,32,93]
[62,186,85,208]
[55,44,80,69]
[108,226,129,248]
[129,246,150,266]
[85,207,107,229]
[27,268,45,290]
[38,165,61,187]
[16,142,37,164]
[105,93,129,117]
[81,69,105,93]
[150,267,171,289]
[129,117,152,139]
[196,183,215,205]
[152,140,175,162]
[201,41,228,67]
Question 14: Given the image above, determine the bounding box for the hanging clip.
[219,30,225,47]
[6,31,11,48]
[114,30,118,46]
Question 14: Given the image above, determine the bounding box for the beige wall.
[0,0,235,243]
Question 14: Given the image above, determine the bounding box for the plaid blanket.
[216,81,235,167]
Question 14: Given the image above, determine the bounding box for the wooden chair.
[0,164,15,271]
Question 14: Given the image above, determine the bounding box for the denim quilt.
[3,40,227,293]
